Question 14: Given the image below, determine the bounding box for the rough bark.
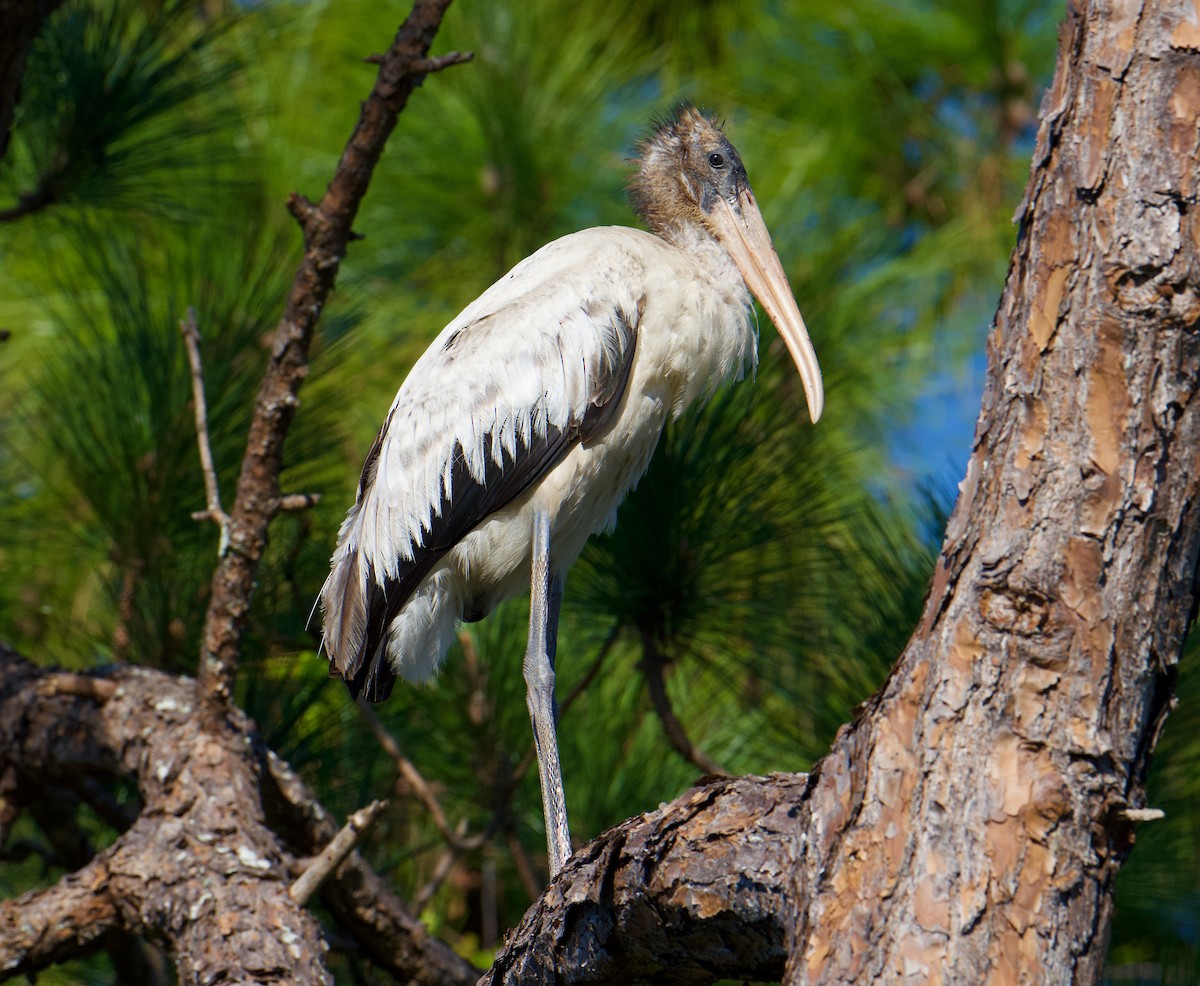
[0,645,479,985]
[481,775,803,985]
[486,1,1200,982]
[782,3,1200,979]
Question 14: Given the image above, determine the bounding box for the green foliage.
[2,0,1195,980]
[1105,643,1200,982]
[0,0,243,223]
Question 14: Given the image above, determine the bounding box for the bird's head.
[630,104,824,424]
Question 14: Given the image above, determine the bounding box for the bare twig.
[35,673,117,702]
[290,800,386,905]
[410,51,473,73]
[197,0,471,721]
[260,747,480,985]
[357,703,487,852]
[278,493,321,512]
[1117,807,1166,822]
[179,308,231,556]
[364,49,472,70]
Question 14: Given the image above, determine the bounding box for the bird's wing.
[321,230,648,702]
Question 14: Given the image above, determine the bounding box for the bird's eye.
[708,152,726,169]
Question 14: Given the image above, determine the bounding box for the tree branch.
[0,0,66,164]
[0,647,479,986]
[0,856,118,978]
[259,746,480,986]
[197,0,470,722]
[290,800,386,905]
[482,774,803,985]
[640,630,725,776]
[180,308,231,555]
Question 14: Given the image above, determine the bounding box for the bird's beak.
[712,188,824,423]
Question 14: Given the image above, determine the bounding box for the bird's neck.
[655,220,745,296]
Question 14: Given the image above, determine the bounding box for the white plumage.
[320,105,822,875]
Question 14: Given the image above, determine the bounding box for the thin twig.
[197,0,471,721]
[179,308,230,556]
[290,799,387,905]
[364,49,472,70]
[278,493,321,512]
[35,673,117,702]
[357,703,486,852]
[1117,807,1165,822]
[409,51,473,73]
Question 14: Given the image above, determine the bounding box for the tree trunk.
[486,1,1200,981]
[788,1,1200,977]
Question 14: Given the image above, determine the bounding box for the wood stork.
[320,104,823,876]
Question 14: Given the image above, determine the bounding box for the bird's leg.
[524,508,571,877]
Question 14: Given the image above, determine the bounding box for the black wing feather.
[341,302,640,703]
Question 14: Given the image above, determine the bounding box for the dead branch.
[290,800,386,905]
[34,673,116,702]
[278,493,321,512]
[258,747,480,986]
[180,308,231,555]
[197,0,471,722]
